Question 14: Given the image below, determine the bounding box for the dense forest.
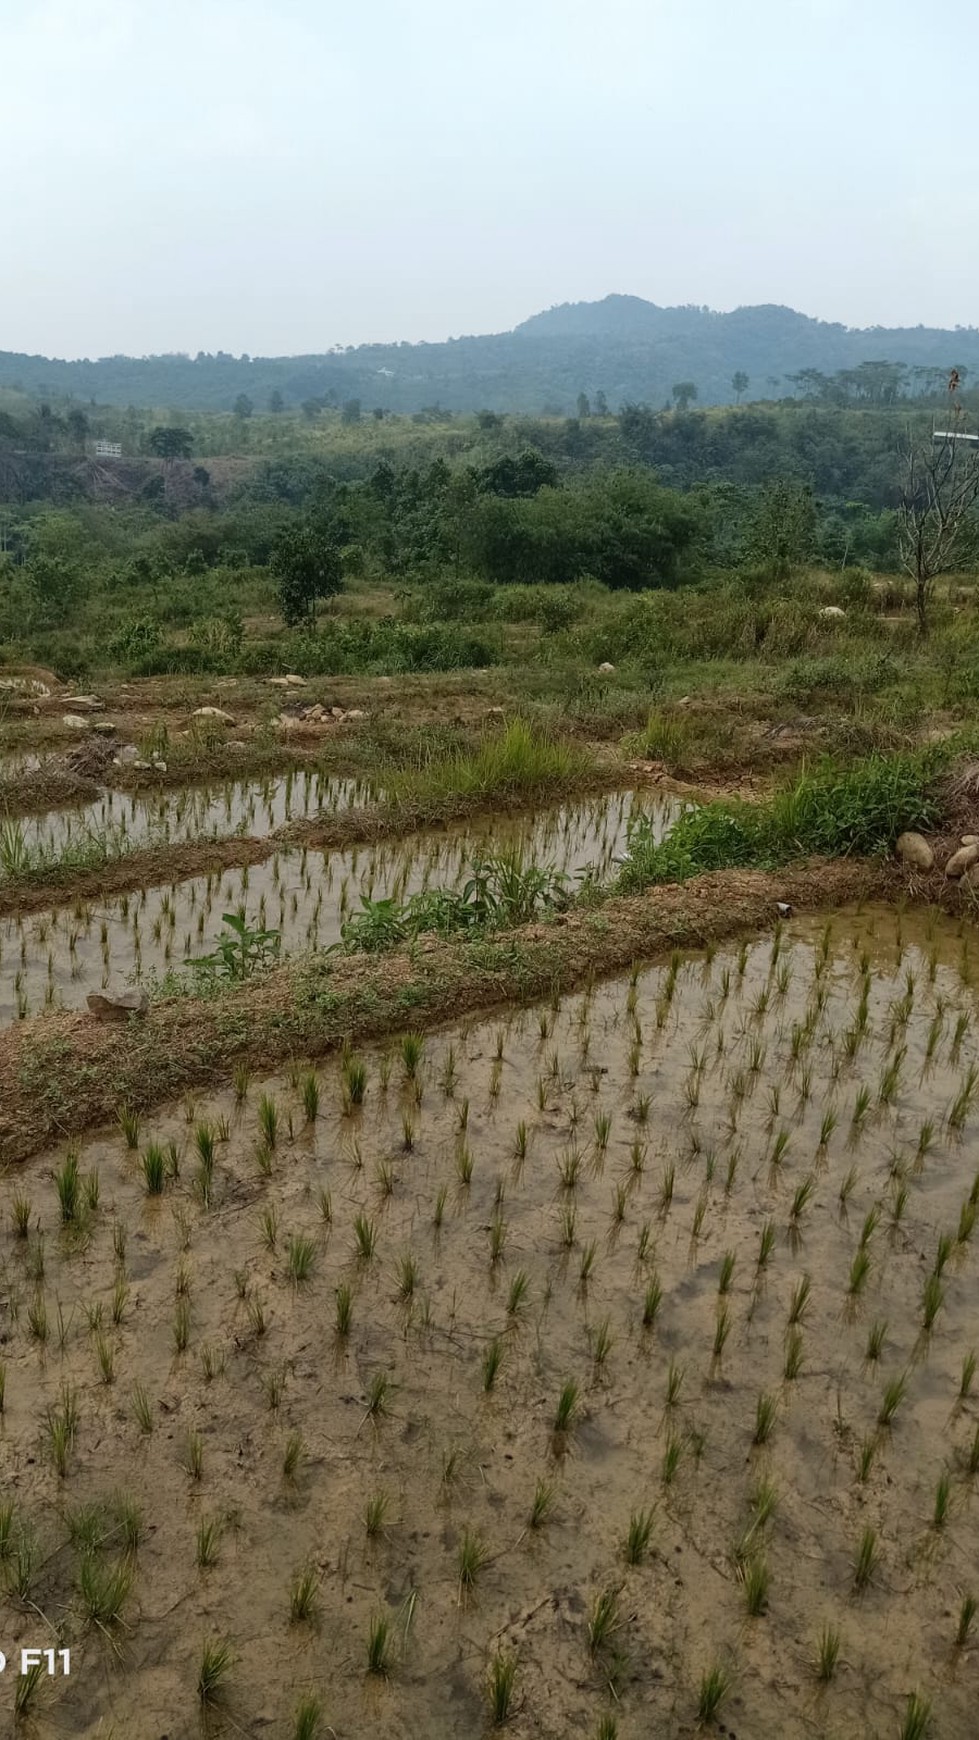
[2,297,978,415]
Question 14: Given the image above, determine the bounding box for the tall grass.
[618,748,945,889]
[386,719,591,815]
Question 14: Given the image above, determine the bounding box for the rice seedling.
[262,1366,286,1411]
[456,1145,474,1186]
[753,1392,778,1446]
[783,1328,804,1381]
[790,1175,816,1223]
[878,1372,907,1428]
[172,1296,191,1354]
[713,1306,732,1363]
[591,1317,613,1370]
[286,1234,317,1286]
[625,1507,654,1565]
[487,1650,517,1725]
[400,1031,425,1081]
[259,1205,278,1250]
[301,1071,320,1122]
[27,1291,47,1344]
[866,1319,887,1362]
[334,1283,353,1338]
[814,1623,840,1681]
[183,1429,204,1482]
[116,1105,140,1150]
[196,1516,222,1567]
[788,1274,812,1326]
[955,1594,977,1647]
[658,1163,675,1215]
[258,1093,279,1149]
[507,1270,529,1316]
[233,1062,250,1104]
[818,1109,838,1150]
[899,1692,932,1740]
[482,1337,505,1392]
[968,1426,979,1476]
[848,1246,871,1299]
[587,1585,621,1654]
[291,1691,324,1740]
[559,1204,577,1248]
[489,1215,507,1264]
[283,1430,305,1483]
[290,1562,320,1623]
[14,1656,45,1718]
[739,1552,769,1617]
[553,1380,580,1436]
[432,1184,447,1229]
[364,1490,388,1537]
[850,1085,871,1133]
[365,1372,390,1419]
[458,1527,489,1593]
[718,1250,735,1295]
[921,1272,944,1331]
[354,1214,378,1262]
[94,1331,114,1385]
[661,1431,683,1485]
[666,1358,685,1408]
[131,1380,153,1434]
[958,1198,977,1243]
[366,1612,390,1674]
[54,1150,80,1223]
[852,1524,878,1590]
[529,1477,555,1529]
[79,1554,133,1628]
[11,1194,31,1238]
[934,1469,952,1529]
[756,1220,776,1270]
[697,1661,730,1724]
[198,1638,234,1707]
[635,1267,663,1330]
[691,1193,708,1239]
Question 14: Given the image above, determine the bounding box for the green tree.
[743,480,817,580]
[341,398,362,425]
[268,390,284,413]
[731,372,749,405]
[898,415,979,634]
[672,382,698,413]
[66,408,90,451]
[576,392,591,419]
[233,394,254,419]
[594,391,609,416]
[147,426,193,459]
[270,523,345,626]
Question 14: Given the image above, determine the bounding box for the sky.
[2,0,978,359]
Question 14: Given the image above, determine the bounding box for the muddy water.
[4,907,979,1736]
[12,767,373,857]
[1,788,681,1022]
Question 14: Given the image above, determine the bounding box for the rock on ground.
[895,832,935,871]
[86,989,150,1021]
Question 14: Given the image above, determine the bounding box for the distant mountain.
[2,298,978,414]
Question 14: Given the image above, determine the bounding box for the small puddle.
[0,788,683,1022]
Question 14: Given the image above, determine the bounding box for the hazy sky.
[3,0,977,358]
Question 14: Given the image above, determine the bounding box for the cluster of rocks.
[112,743,168,774]
[896,831,979,879]
[274,704,367,730]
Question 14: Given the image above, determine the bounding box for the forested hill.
[3,297,979,415]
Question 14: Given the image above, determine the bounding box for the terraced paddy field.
[2,905,979,1737]
[0,788,683,1023]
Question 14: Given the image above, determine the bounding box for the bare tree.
[898,385,979,635]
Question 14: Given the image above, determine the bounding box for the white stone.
[192,706,235,724]
[896,832,935,872]
[946,843,979,878]
[86,988,149,1021]
[62,714,90,729]
[819,605,846,619]
[598,661,616,673]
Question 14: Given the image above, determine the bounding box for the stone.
[945,843,979,878]
[152,759,168,773]
[962,835,979,846]
[896,831,935,871]
[284,673,306,686]
[330,706,345,719]
[113,744,141,765]
[62,714,90,729]
[345,708,366,719]
[598,661,616,674]
[86,988,149,1022]
[488,706,506,717]
[64,694,104,711]
[819,605,846,619]
[90,720,117,735]
[192,706,235,724]
[304,704,325,720]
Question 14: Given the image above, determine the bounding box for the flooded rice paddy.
[0,788,681,1022]
[10,768,374,858]
[4,907,979,1735]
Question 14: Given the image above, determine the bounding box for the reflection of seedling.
[960,1352,976,1399]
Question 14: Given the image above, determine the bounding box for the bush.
[618,748,945,889]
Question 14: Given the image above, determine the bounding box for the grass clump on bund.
[385,719,592,816]
[618,748,946,891]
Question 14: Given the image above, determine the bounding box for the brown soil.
[3,905,979,1736]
